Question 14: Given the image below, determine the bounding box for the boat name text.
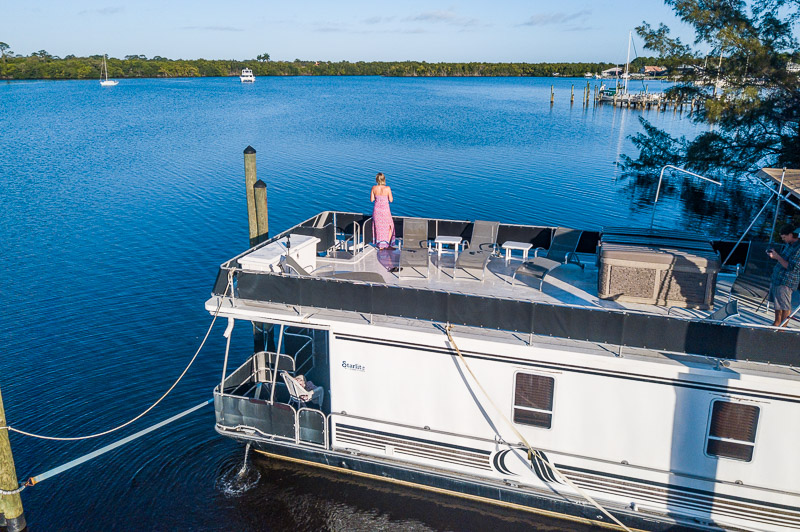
[342,361,365,372]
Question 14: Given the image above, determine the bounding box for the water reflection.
[225,451,602,532]
[620,169,774,239]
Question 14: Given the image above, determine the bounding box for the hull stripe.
[252,447,647,532]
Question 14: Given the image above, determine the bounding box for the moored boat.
[209,198,800,531]
[100,54,118,87]
[240,68,255,83]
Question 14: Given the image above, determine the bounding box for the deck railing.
[215,353,328,449]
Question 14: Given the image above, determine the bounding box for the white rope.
[443,324,633,532]
[0,484,26,495]
[0,272,232,442]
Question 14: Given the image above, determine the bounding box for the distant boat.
[100,55,118,87]
[240,68,255,83]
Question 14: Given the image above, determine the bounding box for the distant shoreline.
[0,56,668,81]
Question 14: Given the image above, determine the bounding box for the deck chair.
[282,255,386,283]
[454,220,500,281]
[399,218,431,279]
[729,241,772,310]
[280,371,323,409]
[512,227,584,290]
[702,299,740,322]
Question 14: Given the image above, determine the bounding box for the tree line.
[0,47,671,80]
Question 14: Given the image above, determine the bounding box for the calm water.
[1,76,725,530]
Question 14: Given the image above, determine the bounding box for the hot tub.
[598,229,721,309]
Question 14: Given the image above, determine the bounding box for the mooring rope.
[0,272,232,442]
[0,484,26,495]
[442,324,633,532]
[24,399,213,487]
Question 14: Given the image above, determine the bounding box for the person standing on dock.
[371,172,395,249]
[767,224,800,327]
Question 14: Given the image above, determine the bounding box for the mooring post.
[0,387,26,532]
[253,180,268,243]
[570,84,574,104]
[243,146,268,352]
[550,85,554,104]
[244,146,259,248]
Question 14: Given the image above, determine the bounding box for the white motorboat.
[100,55,118,87]
[240,68,255,83]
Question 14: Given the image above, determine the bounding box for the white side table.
[502,241,533,263]
[435,235,464,261]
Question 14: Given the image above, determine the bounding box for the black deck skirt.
[217,270,800,365]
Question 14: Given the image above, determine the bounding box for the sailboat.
[100,55,118,87]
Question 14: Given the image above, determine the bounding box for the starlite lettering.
[342,361,365,372]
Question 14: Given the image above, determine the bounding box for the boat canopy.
[758,168,800,199]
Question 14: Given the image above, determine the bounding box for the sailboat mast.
[624,31,632,93]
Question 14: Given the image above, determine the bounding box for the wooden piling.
[0,387,26,532]
[244,145,259,248]
[570,84,574,104]
[550,85,554,104]
[254,179,269,243]
[244,148,268,352]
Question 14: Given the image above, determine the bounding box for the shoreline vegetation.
[0,52,669,80]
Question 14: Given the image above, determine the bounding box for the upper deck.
[211,211,800,365]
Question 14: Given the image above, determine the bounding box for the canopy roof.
[758,168,800,199]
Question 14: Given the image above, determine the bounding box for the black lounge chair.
[702,299,740,322]
[729,241,772,310]
[455,220,500,282]
[282,255,386,283]
[399,218,432,279]
[512,227,584,290]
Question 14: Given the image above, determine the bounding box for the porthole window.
[706,401,759,462]
[513,373,554,429]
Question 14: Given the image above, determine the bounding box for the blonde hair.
[375,172,386,186]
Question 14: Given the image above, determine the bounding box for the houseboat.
[208,209,800,531]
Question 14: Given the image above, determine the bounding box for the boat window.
[512,373,554,429]
[705,400,760,462]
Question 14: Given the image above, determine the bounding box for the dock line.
[23,399,213,488]
[442,323,632,532]
[0,271,232,442]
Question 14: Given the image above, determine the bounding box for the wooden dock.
[550,82,702,113]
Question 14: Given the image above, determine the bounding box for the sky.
[4,1,696,63]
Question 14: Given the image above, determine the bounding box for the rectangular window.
[513,373,555,429]
[706,401,759,462]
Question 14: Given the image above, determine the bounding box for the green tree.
[257,53,270,62]
[622,0,800,176]
[0,42,11,64]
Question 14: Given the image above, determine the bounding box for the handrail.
[650,165,722,228]
[284,330,314,375]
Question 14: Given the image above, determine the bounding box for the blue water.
[1,76,713,530]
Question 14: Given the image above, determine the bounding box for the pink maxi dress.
[372,195,395,249]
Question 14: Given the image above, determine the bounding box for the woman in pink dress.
[371,172,395,249]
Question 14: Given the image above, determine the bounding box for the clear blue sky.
[4,0,695,63]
